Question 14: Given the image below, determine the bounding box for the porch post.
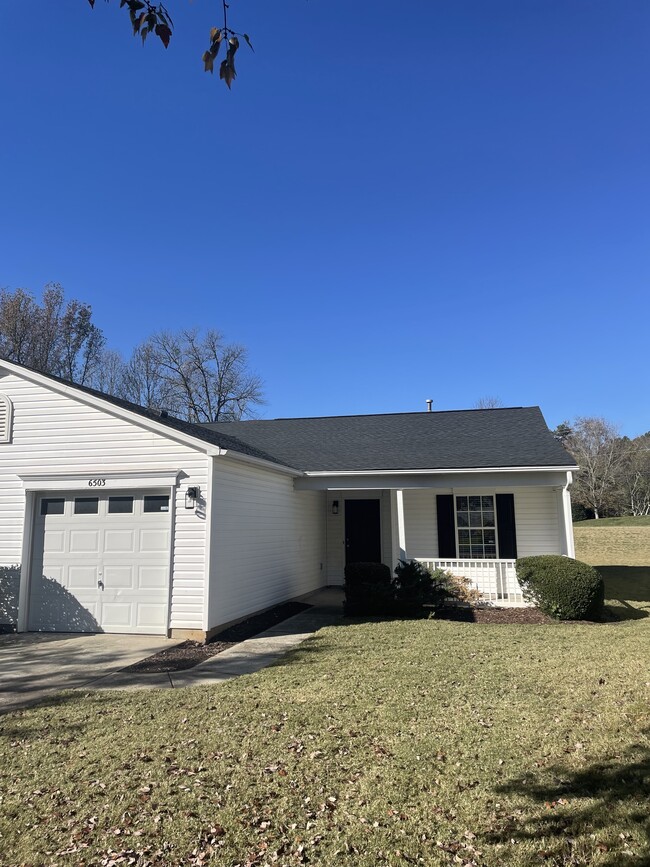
[562,473,576,558]
[396,489,407,562]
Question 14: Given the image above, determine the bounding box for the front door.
[345,499,381,565]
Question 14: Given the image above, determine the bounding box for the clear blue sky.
[1,1,648,435]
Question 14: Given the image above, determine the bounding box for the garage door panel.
[103,565,134,589]
[29,490,171,634]
[104,530,136,553]
[137,604,168,629]
[101,602,134,629]
[68,565,98,589]
[43,531,66,553]
[69,530,101,553]
[139,565,168,589]
[140,529,169,553]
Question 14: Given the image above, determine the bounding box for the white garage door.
[28,490,172,634]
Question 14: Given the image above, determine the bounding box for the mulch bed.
[123,601,312,673]
[436,606,555,624]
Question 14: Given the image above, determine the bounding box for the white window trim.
[453,492,499,560]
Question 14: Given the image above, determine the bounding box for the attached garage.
[28,490,172,634]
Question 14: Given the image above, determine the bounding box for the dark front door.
[345,499,381,565]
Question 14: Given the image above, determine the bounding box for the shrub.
[344,561,393,616]
[393,560,451,615]
[441,572,482,605]
[515,555,605,621]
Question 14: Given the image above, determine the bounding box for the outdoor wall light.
[185,486,199,509]
[332,499,339,515]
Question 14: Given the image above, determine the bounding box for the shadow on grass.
[492,738,650,865]
[598,566,650,621]
[0,689,121,740]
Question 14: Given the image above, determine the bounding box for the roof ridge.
[209,406,532,424]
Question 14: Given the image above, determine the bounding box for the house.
[0,357,578,638]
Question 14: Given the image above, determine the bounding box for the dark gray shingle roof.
[205,407,576,473]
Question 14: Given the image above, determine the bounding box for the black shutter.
[436,494,457,558]
[496,494,517,559]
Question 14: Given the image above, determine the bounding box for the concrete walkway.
[89,587,344,692]
[0,632,181,715]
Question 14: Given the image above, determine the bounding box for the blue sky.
[0,1,648,435]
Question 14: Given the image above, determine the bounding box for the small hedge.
[344,562,393,616]
[344,560,454,617]
[515,555,605,621]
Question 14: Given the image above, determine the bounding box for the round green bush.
[515,555,604,621]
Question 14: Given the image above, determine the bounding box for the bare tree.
[564,417,624,519]
[616,435,650,517]
[0,284,105,385]
[474,396,504,409]
[123,329,264,422]
[89,349,128,398]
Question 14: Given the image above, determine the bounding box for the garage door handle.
[98,579,104,590]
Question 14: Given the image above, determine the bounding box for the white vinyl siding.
[403,486,561,559]
[325,490,393,586]
[0,371,209,631]
[208,459,326,629]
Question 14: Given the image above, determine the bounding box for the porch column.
[556,473,575,558]
[562,474,576,558]
[396,489,407,561]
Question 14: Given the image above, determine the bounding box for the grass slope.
[575,517,650,528]
[1,572,649,867]
[574,522,650,566]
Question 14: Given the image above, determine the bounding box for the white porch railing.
[418,559,528,607]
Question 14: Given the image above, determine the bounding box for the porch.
[295,469,576,607]
[417,558,524,606]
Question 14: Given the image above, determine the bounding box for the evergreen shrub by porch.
[344,562,393,616]
[393,560,451,615]
[515,555,604,621]
[344,560,456,617]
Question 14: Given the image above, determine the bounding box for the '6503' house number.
[88,478,106,487]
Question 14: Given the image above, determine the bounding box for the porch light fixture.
[185,486,199,509]
[331,499,339,515]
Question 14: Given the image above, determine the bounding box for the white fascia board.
[1,358,224,456]
[304,465,579,477]
[217,449,302,478]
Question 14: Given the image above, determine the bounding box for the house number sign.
[88,478,107,487]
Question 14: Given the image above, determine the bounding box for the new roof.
[205,407,576,473]
[1,357,575,475]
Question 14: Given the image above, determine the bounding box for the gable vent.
[0,394,13,443]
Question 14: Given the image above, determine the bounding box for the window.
[144,495,170,513]
[0,393,12,443]
[41,498,65,516]
[456,495,497,559]
[74,497,99,515]
[108,496,133,514]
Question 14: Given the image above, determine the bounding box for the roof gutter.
[304,465,579,477]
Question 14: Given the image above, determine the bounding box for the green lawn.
[575,516,650,528]
[1,573,649,867]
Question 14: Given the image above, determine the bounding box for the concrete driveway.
[0,632,179,714]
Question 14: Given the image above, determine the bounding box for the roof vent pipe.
[425,399,433,412]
